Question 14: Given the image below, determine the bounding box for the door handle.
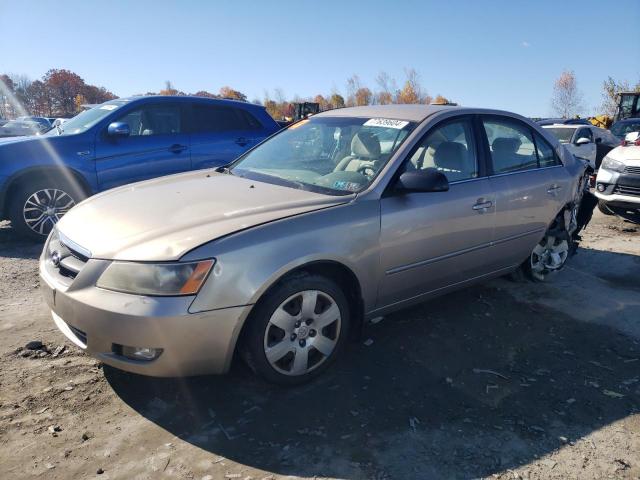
[168,144,188,153]
[547,184,562,195]
[235,137,249,146]
[472,200,493,212]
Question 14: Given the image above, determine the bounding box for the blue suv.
[0,96,280,239]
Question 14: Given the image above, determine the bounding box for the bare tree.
[345,75,362,107]
[551,70,584,117]
[375,71,396,105]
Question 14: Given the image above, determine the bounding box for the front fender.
[185,200,381,315]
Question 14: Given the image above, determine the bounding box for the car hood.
[56,170,352,261]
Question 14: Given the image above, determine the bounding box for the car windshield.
[53,101,126,135]
[545,127,576,143]
[231,116,415,195]
[611,121,640,138]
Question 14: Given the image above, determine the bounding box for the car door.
[94,102,190,190]
[189,103,263,170]
[481,116,563,270]
[377,116,497,308]
[571,127,596,169]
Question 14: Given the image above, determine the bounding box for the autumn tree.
[329,93,345,109]
[355,87,372,106]
[193,90,217,98]
[313,94,329,111]
[159,81,179,96]
[345,75,362,107]
[397,68,428,104]
[432,95,450,105]
[218,86,247,102]
[44,69,86,116]
[27,80,52,116]
[551,70,584,118]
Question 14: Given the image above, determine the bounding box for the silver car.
[40,105,588,384]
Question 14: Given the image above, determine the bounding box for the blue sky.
[1,0,639,117]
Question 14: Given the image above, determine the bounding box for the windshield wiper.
[215,166,233,175]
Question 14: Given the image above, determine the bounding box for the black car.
[610,118,640,140]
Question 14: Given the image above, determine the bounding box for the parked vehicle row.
[542,123,619,170]
[0,96,280,238]
[40,104,589,384]
[595,131,640,220]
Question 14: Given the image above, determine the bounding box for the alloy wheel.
[22,189,75,236]
[530,235,569,280]
[263,290,341,376]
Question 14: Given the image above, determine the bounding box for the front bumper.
[595,169,640,209]
[40,259,252,377]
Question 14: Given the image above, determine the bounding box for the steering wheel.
[356,164,376,177]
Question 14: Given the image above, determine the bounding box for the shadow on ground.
[105,283,640,479]
[0,221,42,259]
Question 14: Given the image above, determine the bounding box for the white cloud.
[521,41,531,48]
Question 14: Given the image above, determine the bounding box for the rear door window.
[482,118,538,174]
[191,104,262,133]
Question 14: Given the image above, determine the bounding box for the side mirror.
[396,168,450,193]
[624,131,640,145]
[107,121,130,137]
[575,137,591,146]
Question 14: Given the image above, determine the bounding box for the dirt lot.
[0,211,638,480]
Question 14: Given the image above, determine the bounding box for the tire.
[523,230,570,282]
[597,200,614,216]
[8,177,86,241]
[241,273,351,385]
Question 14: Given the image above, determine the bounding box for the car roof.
[614,117,640,123]
[113,95,266,110]
[313,104,536,123]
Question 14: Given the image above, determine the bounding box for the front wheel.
[8,178,85,241]
[597,199,614,216]
[241,274,350,385]
[524,233,570,281]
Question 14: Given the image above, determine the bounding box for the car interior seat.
[491,137,522,173]
[334,131,382,174]
[433,141,469,181]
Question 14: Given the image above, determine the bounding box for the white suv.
[595,132,640,218]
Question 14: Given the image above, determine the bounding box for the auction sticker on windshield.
[363,118,409,129]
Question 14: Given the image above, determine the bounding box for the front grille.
[614,184,640,197]
[68,324,87,346]
[48,232,90,280]
[624,166,640,175]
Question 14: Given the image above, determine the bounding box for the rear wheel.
[8,177,85,241]
[241,274,350,385]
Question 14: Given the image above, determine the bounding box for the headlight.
[97,260,214,296]
[601,156,625,173]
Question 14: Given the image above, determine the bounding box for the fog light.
[121,346,162,361]
[597,183,606,192]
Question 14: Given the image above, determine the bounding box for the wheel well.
[234,261,365,364]
[3,168,91,213]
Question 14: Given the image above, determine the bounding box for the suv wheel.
[242,274,350,385]
[9,178,84,240]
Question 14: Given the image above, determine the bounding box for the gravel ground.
[0,211,638,480]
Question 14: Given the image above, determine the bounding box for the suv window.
[116,105,182,136]
[482,118,537,174]
[408,118,478,182]
[534,132,562,167]
[574,127,593,142]
[191,104,262,133]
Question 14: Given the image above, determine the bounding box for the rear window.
[545,127,576,144]
[191,104,263,133]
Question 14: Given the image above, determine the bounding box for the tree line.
[550,70,640,119]
[0,69,116,118]
[0,67,451,121]
[3,66,637,122]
